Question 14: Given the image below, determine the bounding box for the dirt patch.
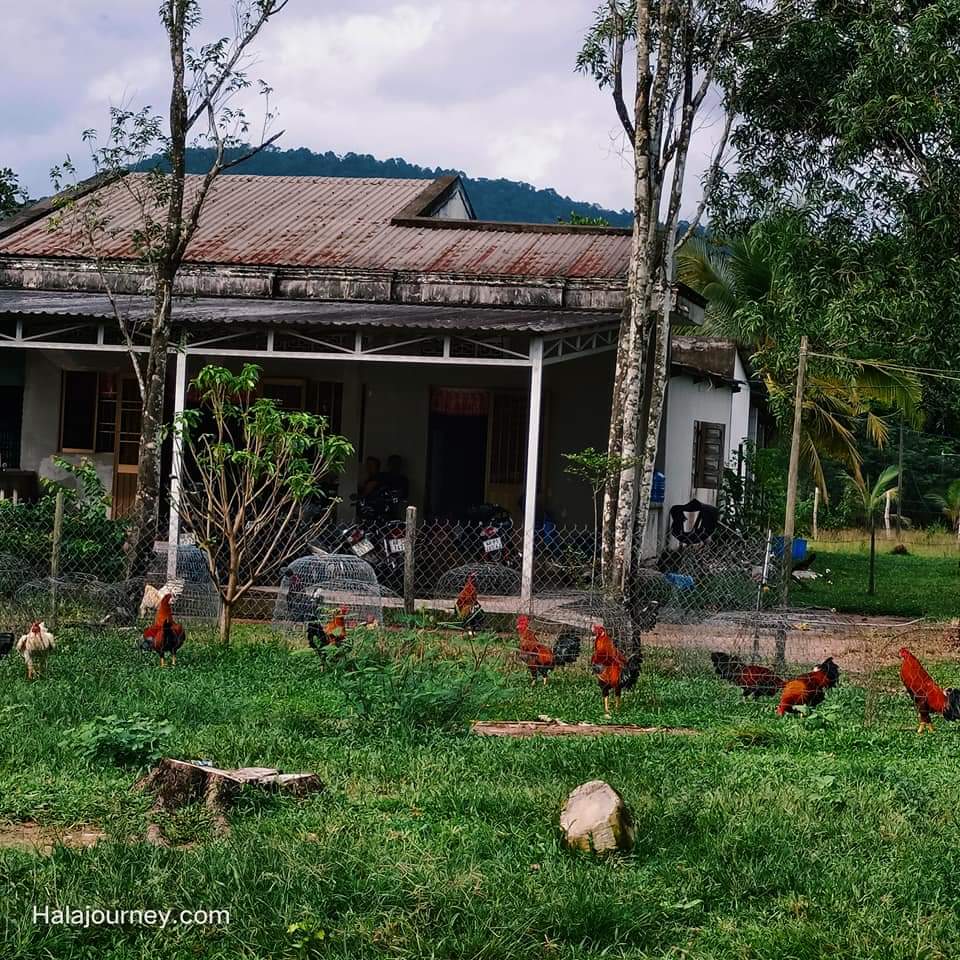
[471,720,698,738]
[0,821,106,855]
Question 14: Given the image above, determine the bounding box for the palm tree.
[678,231,922,498]
[845,465,900,595]
[930,479,960,539]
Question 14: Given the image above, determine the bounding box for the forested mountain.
[158,146,634,227]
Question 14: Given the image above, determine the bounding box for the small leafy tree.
[0,167,28,218]
[844,465,899,595]
[173,364,353,644]
[931,480,960,539]
[563,447,638,590]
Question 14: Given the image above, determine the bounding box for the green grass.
[799,540,960,618]
[2,626,960,959]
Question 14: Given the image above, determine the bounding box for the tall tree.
[713,0,960,426]
[53,0,290,578]
[576,0,766,590]
[678,218,923,493]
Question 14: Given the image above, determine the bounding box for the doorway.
[112,378,143,517]
[426,389,488,520]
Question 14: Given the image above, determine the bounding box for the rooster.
[591,623,642,715]
[16,622,55,680]
[899,647,960,734]
[452,572,482,629]
[711,651,786,698]
[0,632,13,659]
[516,615,581,685]
[139,578,185,619]
[776,657,840,715]
[308,605,349,652]
[140,594,185,667]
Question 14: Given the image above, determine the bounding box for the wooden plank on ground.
[470,720,698,738]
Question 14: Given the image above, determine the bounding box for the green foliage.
[558,211,611,226]
[714,0,960,427]
[0,457,126,584]
[0,166,28,218]
[326,635,507,735]
[285,919,327,958]
[929,479,960,534]
[70,715,172,768]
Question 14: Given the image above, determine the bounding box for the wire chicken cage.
[272,554,385,629]
[147,544,220,622]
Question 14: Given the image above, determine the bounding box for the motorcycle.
[315,489,406,589]
[457,503,515,566]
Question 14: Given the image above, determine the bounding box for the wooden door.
[485,391,528,522]
[112,378,142,518]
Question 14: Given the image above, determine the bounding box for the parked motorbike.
[314,489,406,589]
[457,503,515,566]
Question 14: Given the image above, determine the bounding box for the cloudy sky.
[2,1,721,214]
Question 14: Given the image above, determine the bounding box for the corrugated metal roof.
[0,175,631,280]
[0,289,617,334]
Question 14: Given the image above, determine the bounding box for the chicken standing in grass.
[16,622,55,680]
[711,651,785,698]
[452,572,482,629]
[591,624,642,715]
[899,647,960,734]
[308,606,349,652]
[139,578,185,619]
[516,615,581,685]
[140,594,185,667]
[776,657,840,715]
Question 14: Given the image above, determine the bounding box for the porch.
[0,291,621,600]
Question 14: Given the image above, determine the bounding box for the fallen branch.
[470,720,698,738]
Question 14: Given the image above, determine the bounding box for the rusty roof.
[0,174,632,280]
[0,289,617,334]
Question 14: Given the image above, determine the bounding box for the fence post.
[50,490,64,630]
[403,505,417,616]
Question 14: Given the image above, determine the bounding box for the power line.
[807,352,960,385]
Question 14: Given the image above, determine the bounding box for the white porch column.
[521,337,545,602]
[166,342,188,580]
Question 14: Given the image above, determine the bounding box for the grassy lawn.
[798,540,960,619]
[2,626,960,959]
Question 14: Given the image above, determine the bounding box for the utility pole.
[782,336,809,606]
[896,417,904,539]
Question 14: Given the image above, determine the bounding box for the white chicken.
[16,621,56,680]
[139,578,185,619]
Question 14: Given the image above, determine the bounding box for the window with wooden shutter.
[693,421,725,489]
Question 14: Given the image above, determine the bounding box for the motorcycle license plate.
[387,538,406,555]
[483,536,503,554]
[350,538,374,557]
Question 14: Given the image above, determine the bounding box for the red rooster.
[776,658,839,715]
[899,647,960,734]
[516,615,581,685]
[308,605,349,652]
[591,624,642,715]
[140,594,185,667]
[711,651,785,698]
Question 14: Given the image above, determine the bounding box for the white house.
[0,173,763,594]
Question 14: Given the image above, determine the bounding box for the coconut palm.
[678,232,922,497]
[930,479,960,539]
[844,465,901,595]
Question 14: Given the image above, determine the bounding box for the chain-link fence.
[5,487,960,731]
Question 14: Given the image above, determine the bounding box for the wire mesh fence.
[4,485,960,731]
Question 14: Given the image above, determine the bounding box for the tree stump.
[135,759,323,845]
[559,780,635,855]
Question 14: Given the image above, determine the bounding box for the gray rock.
[559,779,634,854]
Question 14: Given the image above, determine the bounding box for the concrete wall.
[729,352,751,465]
[661,374,734,517]
[19,350,115,493]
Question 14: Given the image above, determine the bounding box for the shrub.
[325,636,507,734]
[70,715,173,767]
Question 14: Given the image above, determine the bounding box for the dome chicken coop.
[273,554,385,628]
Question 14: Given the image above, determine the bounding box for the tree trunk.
[125,278,174,579]
[601,311,631,582]
[868,519,876,595]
